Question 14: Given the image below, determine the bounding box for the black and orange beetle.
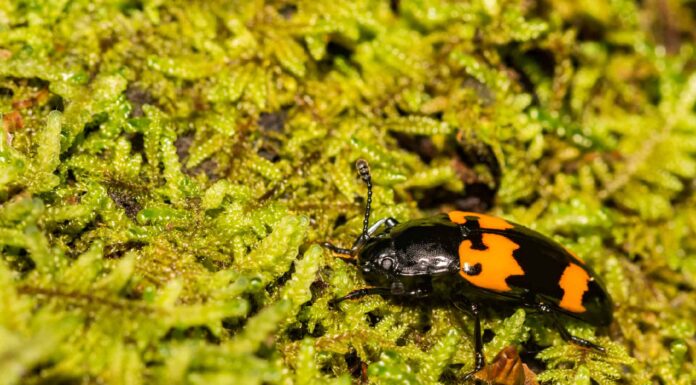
[323,160,613,378]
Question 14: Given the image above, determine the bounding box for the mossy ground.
[1,1,695,384]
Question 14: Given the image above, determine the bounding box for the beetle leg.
[330,287,392,305]
[405,287,431,297]
[460,302,485,381]
[332,284,432,306]
[537,302,605,352]
[390,280,405,295]
[321,242,355,257]
[389,280,432,297]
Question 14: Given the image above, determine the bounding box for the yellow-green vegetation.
[1,0,695,384]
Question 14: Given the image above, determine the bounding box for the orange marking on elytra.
[558,263,590,313]
[458,233,523,292]
[448,211,513,230]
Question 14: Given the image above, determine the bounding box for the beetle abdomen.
[449,211,613,326]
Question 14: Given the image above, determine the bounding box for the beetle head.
[356,234,399,287]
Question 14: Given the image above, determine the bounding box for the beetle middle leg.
[452,301,485,381]
[537,302,605,352]
[330,287,393,305]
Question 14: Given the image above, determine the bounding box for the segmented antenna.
[356,159,372,239]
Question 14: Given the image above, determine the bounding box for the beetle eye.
[380,257,395,271]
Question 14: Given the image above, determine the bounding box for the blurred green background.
[1,1,695,384]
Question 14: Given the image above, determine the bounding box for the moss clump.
[1,1,695,384]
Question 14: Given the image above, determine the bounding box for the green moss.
[1,0,695,384]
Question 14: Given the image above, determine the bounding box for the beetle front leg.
[330,287,393,305]
[331,283,431,305]
[321,242,354,256]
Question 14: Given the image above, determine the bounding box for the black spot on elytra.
[464,218,487,250]
[463,262,482,276]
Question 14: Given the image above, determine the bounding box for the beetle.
[323,160,613,378]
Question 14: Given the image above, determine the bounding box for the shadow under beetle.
[323,160,613,379]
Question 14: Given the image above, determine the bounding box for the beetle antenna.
[356,159,372,240]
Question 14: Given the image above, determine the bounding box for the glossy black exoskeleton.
[323,160,613,379]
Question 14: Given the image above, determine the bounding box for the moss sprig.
[1,0,695,384]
